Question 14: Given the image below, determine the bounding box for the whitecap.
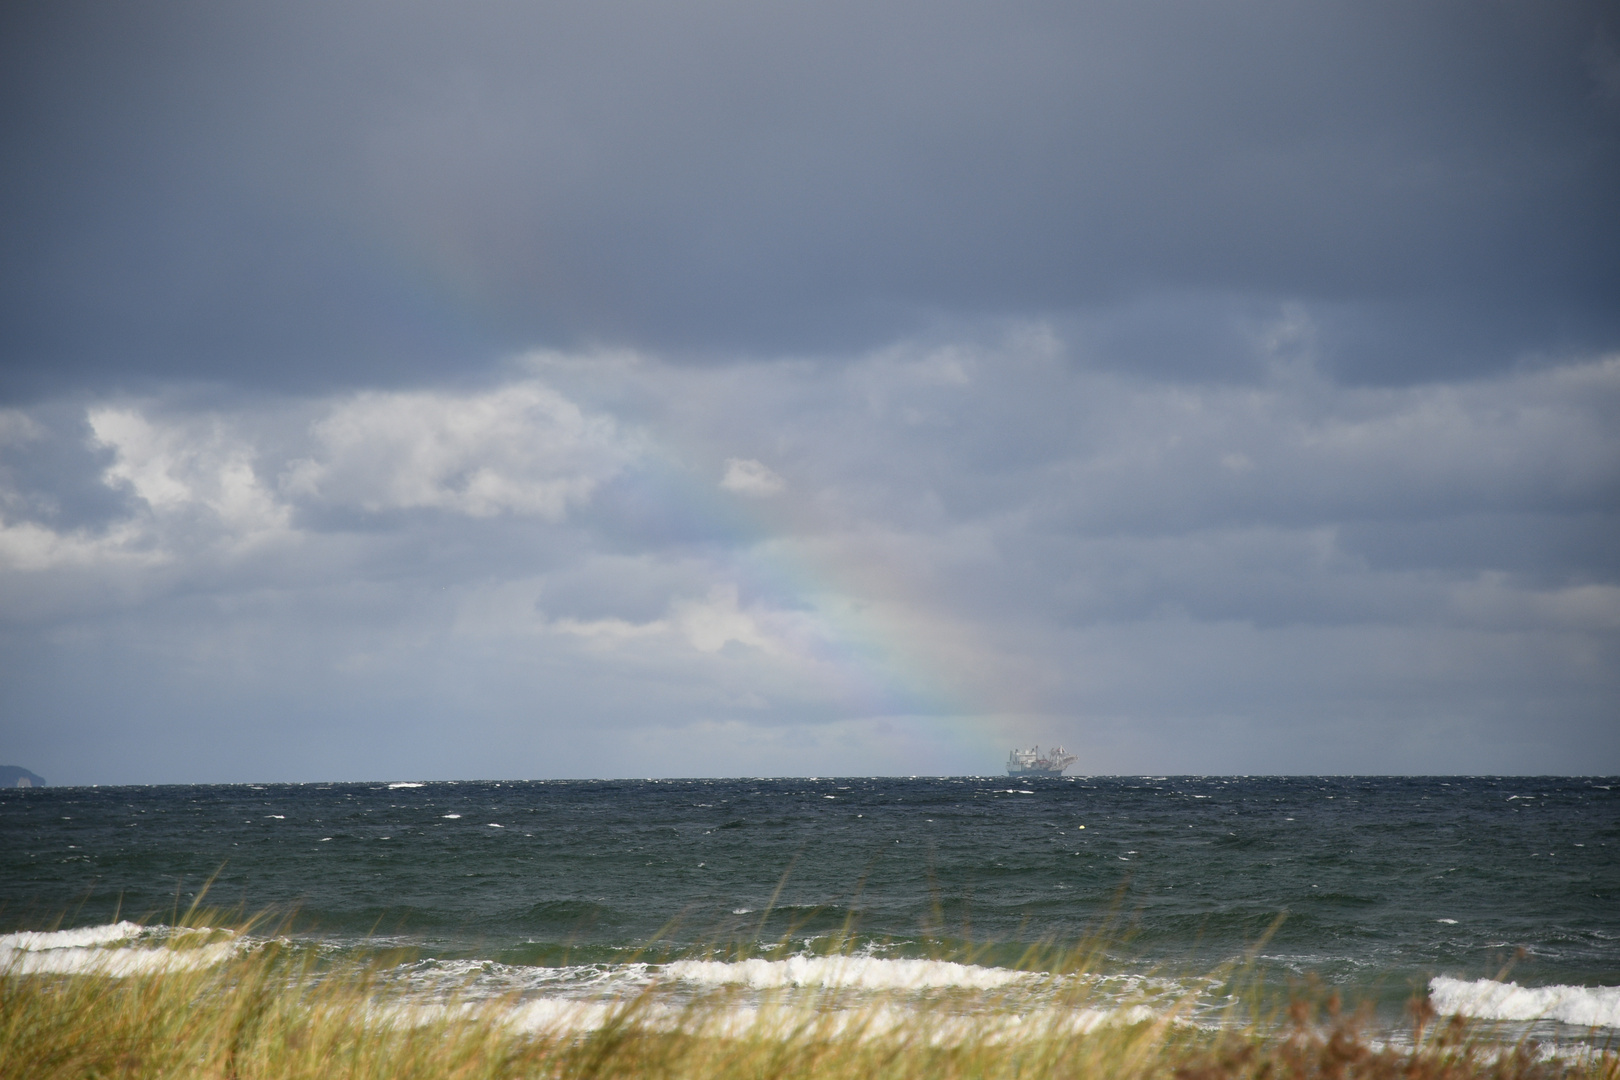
[387,988,1164,1045]
[661,955,1037,991]
[0,922,239,977]
[1429,977,1620,1029]
[0,922,144,952]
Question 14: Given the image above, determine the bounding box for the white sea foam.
[0,921,145,952]
[505,998,626,1034]
[388,782,424,789]
[507,994,1161,1043]
[3,942,238,976]
[1429,977,1620,1029]
[383,954,1203,1019]
[2,926,1178,1044]
[401,954,1045,999]
[393,957,654,1002]
[387,989,1161,1044]
[662,955,1039,991]
[0,922,239,977]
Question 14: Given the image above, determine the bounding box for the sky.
[1,0,1617,783]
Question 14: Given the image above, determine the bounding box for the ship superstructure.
[1006,745,1077,777]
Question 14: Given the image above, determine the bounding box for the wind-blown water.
[2,776,1615,1043]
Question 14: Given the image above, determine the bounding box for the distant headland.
[1,765,45,787]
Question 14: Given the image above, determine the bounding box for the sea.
[2,776,1617,1046]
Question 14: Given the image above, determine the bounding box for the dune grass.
[2,915,1615,1080]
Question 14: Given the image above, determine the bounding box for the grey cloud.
[0,332,1614,781]
[0,403,128,530]
[2,2,1615,779]
[1338,513,1620,583]
[3,1,1617,397]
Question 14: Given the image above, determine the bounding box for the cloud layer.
[2,326,1615,781]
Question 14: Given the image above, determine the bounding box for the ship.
[1006,745,1077,777]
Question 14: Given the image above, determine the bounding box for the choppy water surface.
[2,776,1616,1042]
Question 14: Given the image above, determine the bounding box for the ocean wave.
[393,956,655,1000]
[353,950,1173,1041]
[385,954,1049,1000]
[373,950,1214,1015]
[0,921,146,952]
[0,922,238,977]
[0,924,1193,1043]
[513,999,1159,1042]
[661,955,1039,991]
[1429,977,1620,1029]
[384,994,1160,1043]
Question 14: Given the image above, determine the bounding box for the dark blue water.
[3,776,1616,1034]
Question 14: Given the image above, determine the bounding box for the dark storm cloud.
[3,0,1617,397]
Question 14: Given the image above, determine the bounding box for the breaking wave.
[0,922,238,976]
[384,995,1160,1042]
[661,955,1038,991]
[1429,977,1620,1029]
[0,922,1306,1041]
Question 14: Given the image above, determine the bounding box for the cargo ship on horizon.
[1005,745,1076,777]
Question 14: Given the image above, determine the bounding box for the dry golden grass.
[2,918,1615,1080]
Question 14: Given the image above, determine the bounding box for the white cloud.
[0,517,158,573]
[541,583,794,657]
[720,458,785,497]
[551,615,671,646]
[284,381,634,518]
[450,568,810,662]
[0,406,295,573]
[672,584,779,654]
[2,378,634,579]
[90,408,290,544]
